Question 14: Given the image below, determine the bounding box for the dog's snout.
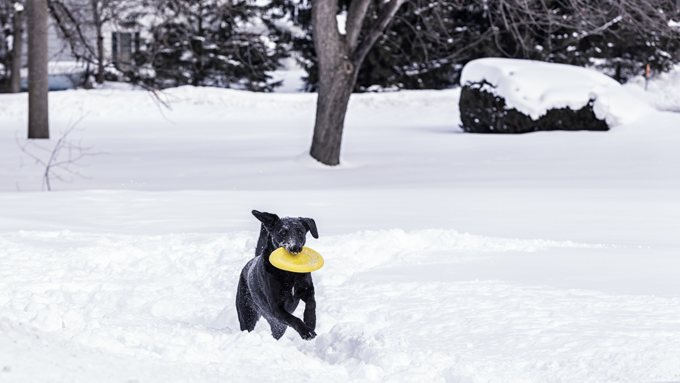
[289,245,303,254]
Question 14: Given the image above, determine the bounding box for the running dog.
[236,210,318,340]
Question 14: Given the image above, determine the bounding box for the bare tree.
[307,0,680,165]
[294,0,680,92]
[90,0,105,83]
[8,1,24,92]
[27,0,49,138]
[480,0,677,56]
[309,0,407,166]
[310,0,678,165]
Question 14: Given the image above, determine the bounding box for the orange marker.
[645,64,650,91]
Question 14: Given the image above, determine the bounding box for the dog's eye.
[298,230,303,236]
[280,230,288,236]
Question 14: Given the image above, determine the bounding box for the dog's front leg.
[298,285,316,331]
[270,304,317,340]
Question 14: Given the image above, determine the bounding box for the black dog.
[236,210,319,340]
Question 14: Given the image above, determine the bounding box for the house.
[13,10,140,91]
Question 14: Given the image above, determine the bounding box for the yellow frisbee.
[269,247,324,273]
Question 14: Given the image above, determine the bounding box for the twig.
[16,114,95,191]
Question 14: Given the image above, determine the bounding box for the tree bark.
[9,2,24,93]
[309,0,357,166]
[309,67,358,166]
[309,0,406,166]
[91,0,105,84]
[27,0,49,139]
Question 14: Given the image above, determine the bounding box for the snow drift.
[459,58,652,132]
[0,66,680,382]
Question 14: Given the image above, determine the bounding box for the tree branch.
[345,0,371,52]
[351,0,407,66]
[47,0,97,62]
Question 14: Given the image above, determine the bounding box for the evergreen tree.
[0,0,22,92]
[135,0,289,91]
[282,0,680,91]
[0,2,11,89]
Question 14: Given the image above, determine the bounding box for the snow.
[337,11,347,35]
[624,63,680,113]
[460,58,652,126]
[269,58,308,93]
[1,60,680,382]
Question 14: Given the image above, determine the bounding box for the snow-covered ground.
[0,63,679,382]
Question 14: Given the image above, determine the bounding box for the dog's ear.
[252,210,280,231]
[300,218,318,239]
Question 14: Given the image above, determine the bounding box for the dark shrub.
[459,81,609,134]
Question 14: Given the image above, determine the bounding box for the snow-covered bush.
[460,81,608,134]
[458,58,642,134]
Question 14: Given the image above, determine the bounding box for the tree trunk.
[309,0,358,166]
[310,68,357,166]
[27,0,49,139]
[91,0,105,84]
[9,2,24,93]
[309,0,405,165]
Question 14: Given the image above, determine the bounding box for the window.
[112,31,140,70]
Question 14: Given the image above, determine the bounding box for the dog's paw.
[299,328,317,340]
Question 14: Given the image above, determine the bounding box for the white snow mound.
[460,58,652,127]
[624,63,680,112]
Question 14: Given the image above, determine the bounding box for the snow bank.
[0,70,679,382]
[624,64,680,112]
[0,229,678,382]
[460,58,652,127]
[0,85,459,123]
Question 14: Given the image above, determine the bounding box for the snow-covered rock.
[459,58,651,133]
